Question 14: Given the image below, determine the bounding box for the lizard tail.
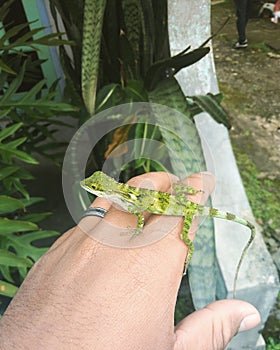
[197,205,255,233]
[197,205,256,297]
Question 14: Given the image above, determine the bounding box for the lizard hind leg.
[181,216,195,275]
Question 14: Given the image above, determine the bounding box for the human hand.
[0,172,260,350]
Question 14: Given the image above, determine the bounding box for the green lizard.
[80,171,255,296]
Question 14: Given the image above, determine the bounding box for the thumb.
[174,300,261,350]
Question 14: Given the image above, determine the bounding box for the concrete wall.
[168,1,279,349]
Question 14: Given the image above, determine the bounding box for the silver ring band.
[81,207,108,219]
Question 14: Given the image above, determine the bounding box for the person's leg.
[245,0,252,24]
[271,11,280,23]
[235,0,249,43]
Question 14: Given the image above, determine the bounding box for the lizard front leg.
[173,183,202,196]
[125,206,145,236]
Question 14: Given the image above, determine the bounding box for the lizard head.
[80,171,119,198]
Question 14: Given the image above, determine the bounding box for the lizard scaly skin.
[81,171,255,297]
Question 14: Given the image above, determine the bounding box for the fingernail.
[238,313,261,333]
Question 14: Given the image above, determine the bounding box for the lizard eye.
[91,182,103,191]
[92,183,100,190]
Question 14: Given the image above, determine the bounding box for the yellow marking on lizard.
[80,171,256,297]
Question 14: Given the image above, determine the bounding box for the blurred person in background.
[233,0,252,48]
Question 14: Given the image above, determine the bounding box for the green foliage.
[0,2,76,300]
[266,337,280,350]
[0,123,59,298]
[0,1,72,77]
[234,151,280,233]
[0,119,61,295]
[0,3,78,160]
[0,73,76,161]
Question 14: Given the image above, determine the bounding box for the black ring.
[81,207,108,219]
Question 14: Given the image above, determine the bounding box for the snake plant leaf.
[144,47,210,91]
[82,0,107,115]
[138,0,155,75]
[190,93,231,129]
[0,280,18,298]
[121,0,156,78]
[121,0,156,77]
[119,30,137,80]
[176,49,209,73]
[0,195,24,214]
[148,78,204,176]
[147,160,169,173]
[123,80,148,102]
[122,0,142,77]
[95,83,123,113]
[151,0,169,61]
[95,80,148,113]
[148,77,217,310]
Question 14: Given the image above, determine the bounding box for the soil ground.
[211,0,280,341]
[211,1,280,177]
